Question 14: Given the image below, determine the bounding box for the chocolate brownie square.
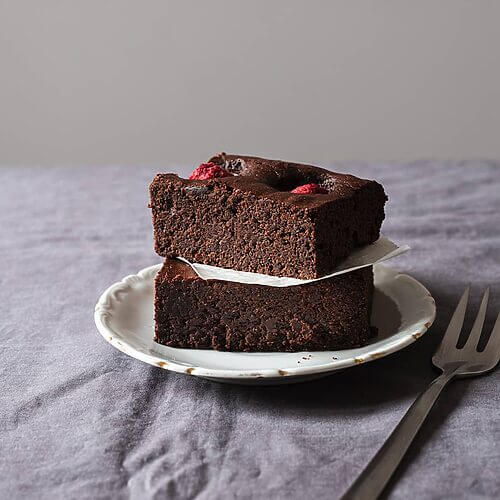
[150,153,387,279]
[154,258,375,352]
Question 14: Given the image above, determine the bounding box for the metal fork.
[342,287,500,500]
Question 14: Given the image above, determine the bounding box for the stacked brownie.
[150,153,387,352]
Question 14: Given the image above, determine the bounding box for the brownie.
[149,153,387,279]
[154,258,375,352]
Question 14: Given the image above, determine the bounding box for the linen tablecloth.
[1,161,499,499]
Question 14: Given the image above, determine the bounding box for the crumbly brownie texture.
[154,259,375,352]
[150,153,387,279]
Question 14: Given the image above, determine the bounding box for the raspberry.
[189,162,232,180]
[291,183,328,194]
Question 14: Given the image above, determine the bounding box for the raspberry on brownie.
[291,183,328,195]
[188,162,232,180]
[149,153,387,279]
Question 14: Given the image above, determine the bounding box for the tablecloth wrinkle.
[1,162,499,499]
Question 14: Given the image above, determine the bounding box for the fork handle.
[341,370,457,500]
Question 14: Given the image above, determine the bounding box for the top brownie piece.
[149,153,387,279]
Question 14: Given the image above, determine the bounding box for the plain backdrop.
[1,0,500,166]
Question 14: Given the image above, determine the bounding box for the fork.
[342,287,500,500]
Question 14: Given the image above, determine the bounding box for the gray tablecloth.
[1,162,499,500]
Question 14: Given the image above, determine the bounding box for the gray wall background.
[1,0,499,166]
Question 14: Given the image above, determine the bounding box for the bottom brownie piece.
[154,259,375,352]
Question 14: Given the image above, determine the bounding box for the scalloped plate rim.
[94,263,436,381]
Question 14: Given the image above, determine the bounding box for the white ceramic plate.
[94,264,435,385]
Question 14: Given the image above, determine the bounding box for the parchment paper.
[178,237,409,287]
